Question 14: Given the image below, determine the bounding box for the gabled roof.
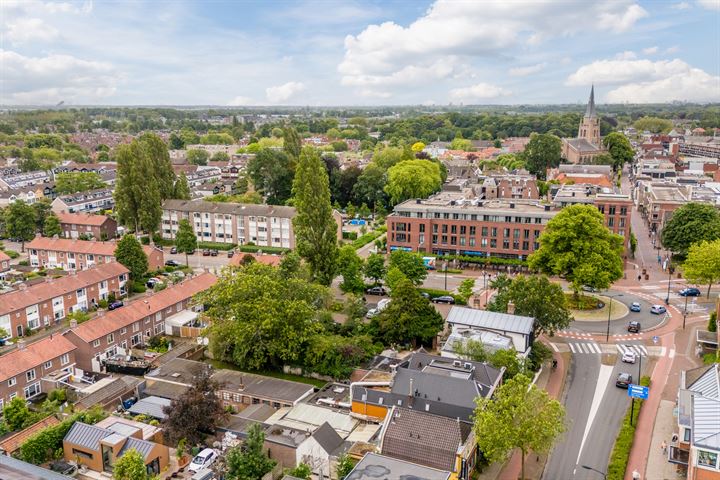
[0,415,60,454]
[26,237,155,258]
[0,335,76,381]
[686,364,719,399]
[446,306,534,335]
[162,199,296,218]
[64,422,157,460]
[56,212,113,227]
[311,422,344,454]
[692,396,720,450]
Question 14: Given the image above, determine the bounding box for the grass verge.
[606,375,651,480]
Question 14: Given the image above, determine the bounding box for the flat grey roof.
[446,306,534,335]
[346,453,451,480]
[212,369,315,404]
[128,396,173,420]
[0,455,71,480]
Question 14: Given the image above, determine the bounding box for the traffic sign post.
[628,384,649,426]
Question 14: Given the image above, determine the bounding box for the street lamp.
[443,260,448,291]
[683,294,689,330]
[665,260,674,305]
[582,465,607,479]
[605,292,624,342]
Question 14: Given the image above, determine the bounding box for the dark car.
[170,246,178,254]
[165,260,180,267]
[227,250,235,258]
[432,295,456,304]
[210,249,219,257]
[108,300,124,310]
[365,286,387,296]
[202,249,211,256]
[627,321,641,333]
[679,287,701,297]
[616,373,633,388]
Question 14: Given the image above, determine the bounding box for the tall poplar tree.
[173,172,191,200]
[283,126,302,161]
[292,147,338,285]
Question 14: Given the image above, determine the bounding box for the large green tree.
[661,203,720,256]
[172,172,191,200]
[474,374,565,480]
[384,159,442,204]
[225,423,276,480]
[370,278,443,347]
[5,200,36,251]
[283,126,302,160]
[114,234,148,280]
[352,163,388,211]
[602,132,634,168]
[634,116,673,134]
[683,239,720,298]
[113,449,147,480]
[337,245,365,294]
[54,171,105,194]
[523,133,562,179]
[388,250,427,286]
[247,148,294,204]
[174,219,197,266]
[42,213,62,238]
[487,275,572,337]
[201,262,328,369]
[292,147,339,285]
[529,204,624,294]
[186,148,209,166]
[364,253,386,284]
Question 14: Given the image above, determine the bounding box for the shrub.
[342,231,358,240]
[709,311,717,333]
[237,244,289,254]
[97,299,109,309]
[131,281,146,293]
[606,376,651,480]
[4,250,19,259]
[18,260,29,266]
[351,228,385,249]
[198,241,236,251]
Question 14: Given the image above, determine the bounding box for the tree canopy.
[114,234,148,280]
[522,133,562,179]
[337,245,365,294]
[55,171,105,194]
[42,213,62,238]
[247,148,294,205]
[384,159,443,204]
[172,172,191,200]
[174,219,197,266]
[187,149,209,166]
[388,250,428,286]
[683,239,720,298]
[5,200,36,251]
[602,132,634,168]
[225,423,276,480]
[661,203,720,256]
[113,449,148,480]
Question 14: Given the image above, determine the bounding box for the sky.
[1,0,719,106]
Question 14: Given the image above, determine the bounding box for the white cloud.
[698,0,720,10]
[642,46,659,55]
[227,96,255,106]
[0,49,118,104]
[508,62,547,77]
[615,51,637,60]
[4,17,58,45]
[672,1,691,8]
[567,57,720,103]
[449,83,511,102]
[339,0,647,97]
[665,46,680,54]
[265,81,306,103]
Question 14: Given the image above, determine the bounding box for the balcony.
[668,445,689,466]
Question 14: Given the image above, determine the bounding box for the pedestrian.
[632,469,641,480]
[661,440,667,455]
[638,274,642,282]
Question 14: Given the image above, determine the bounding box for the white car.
[365,308,379,318]
[622,351,637,364]
[188,448,218,473]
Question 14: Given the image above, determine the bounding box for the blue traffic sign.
[628,384,649,400]
[652,336,659,344]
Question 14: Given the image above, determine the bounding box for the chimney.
[409,377,414,397]
[507,301,516,315]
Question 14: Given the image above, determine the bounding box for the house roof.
[118,436,156,459]
[0,251,10,262]
[127,396,172,420]
[26,237,156,258]
[0,415,60,454]
[686,364,719,399]
[273,403,357,438]
[212,369,314,404]
[96,416,161,442]
[64,422,157,460]
[0,454,72,480]
[162,198,296,218]
[75,376,142,410]
[692,396,720,450]
[312,422,344,454]
[380,407,471,472]
[68,273,216,342]
[229,253,283,267]
[144,358,210,387]
[140,380,188,400]
[56,212,113,227]
[346,453,451,480]
[446,306,534,335]
[0,262,128,316]
[54,188,113,206]
[0,335,76,382]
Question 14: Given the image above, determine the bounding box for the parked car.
[365,308,379,318]
[210,249,219,257]
[622,351,637,364]
[627,321,641,333]
[678,287,701,297]
[650,305,667,315]
[108,300,124,310]
[581,285,598,292]
[227,250,235,258]
[189,449,218,473]
[420,292,431,299]
[146,277,161,288]
[170,246,178,254]
[629,302,641,312]
[616,373,633,388]
[165,260,180,267]
[432,295,456,304]
[365,286,387,296]
[202,249,211,256]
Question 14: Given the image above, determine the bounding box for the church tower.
[577,85,601,147]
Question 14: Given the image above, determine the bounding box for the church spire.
[584,85,596,118]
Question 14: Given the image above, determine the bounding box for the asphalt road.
[568,289,667,336]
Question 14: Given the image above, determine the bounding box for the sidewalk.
[645,399,686,480]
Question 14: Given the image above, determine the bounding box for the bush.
[18,260,29,266]
[528,341,553,371]
[342,231,359,240]
[131,281,147,293]
[97,299,109,309]
[351,228,386,249]
[606,376,651,480]
[237,244,289,254]
[4,250,19,259]
[198,241,236,251]
[436,253,528,267]
[709,311,717,333]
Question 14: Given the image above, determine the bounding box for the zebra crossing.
[617,343,648,357]
[568,342,602,354]
[565,342,649,356]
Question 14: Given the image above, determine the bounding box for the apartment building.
[0,170,52,190]
[162,199,342,248]
[64,272,216,372]
[51,188,114,214]
[636,181,720,235]
[0,335,77,408]
[0,262,129,339]
[552,184,633,240]
[27,237,164,272]
[56,212,118,240]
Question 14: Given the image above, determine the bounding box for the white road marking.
[576,364,614,467]
[669,348,676,358]
[569,343,576,353]
[550,342,559,352]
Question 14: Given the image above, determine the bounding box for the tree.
[113,449,147,480]
[292,147,339,285]
[43,213,62,238]
[661,203,720,256]
[225,423,276,480]
[336,454,355,479]
[522,133,562,179]
[353,163,388,211]
[457,278,475,303]
[634,116,673,134]
[283,126,302,160]
[372,146,405,169]
[384,266,407,291]
[603,132,634,168]
[474,374,565,480]
[285,464,311,479]
[175,219,197,266]
[337,245,365,294]
[172,172,191,200]
[529,204,624,294]
[201,263,328,370]
[384,160,442,204]
[371,278,443,347]
[162,365,225,445]
[211,151,230,162]
[388,250,427,286]
[54,172,105,194]
[3,397,37,431]
[114,234,148,280]
[169,132,184,150]
[304,333,377,378]
[5,200,36,252]
[235,174,249,195]
[247,148,294,204]
[453,338,489,363]
[32,199,52,233]
[411,141,426,153]
[187,149,209,166]
[683,239,720,298]
[487,275,572,337]
[364,253,386,284]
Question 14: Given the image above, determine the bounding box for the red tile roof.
[0,251,10,262]
[56,212,113,227]
[229,253,282,267]
[0,262,129,316]
[0,335,76,381]
[69,272,217,342]
[27,237,157,258]
[0,415,60,454]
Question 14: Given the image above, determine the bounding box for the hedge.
[3,249,19,259]
[606,376,651,480]
[436,253,528,267]
[342,231,359,240]
[198,241,236,251]
[418,287,467,305]
[238,245,290,254]
[351,227,386,249]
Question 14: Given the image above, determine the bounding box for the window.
[24,383,41,398]
[72,448,93,460]
[120,327,126,335]
[8,377,16,387]
[697,450,718,468]
[44,361,52,370]
[61,354,70,365]
[26,370,36,381]
[107,333,114,344]
[92,339,100,348]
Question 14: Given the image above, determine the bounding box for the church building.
[562,86,606,164]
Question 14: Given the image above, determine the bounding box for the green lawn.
[206,359,327,388]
